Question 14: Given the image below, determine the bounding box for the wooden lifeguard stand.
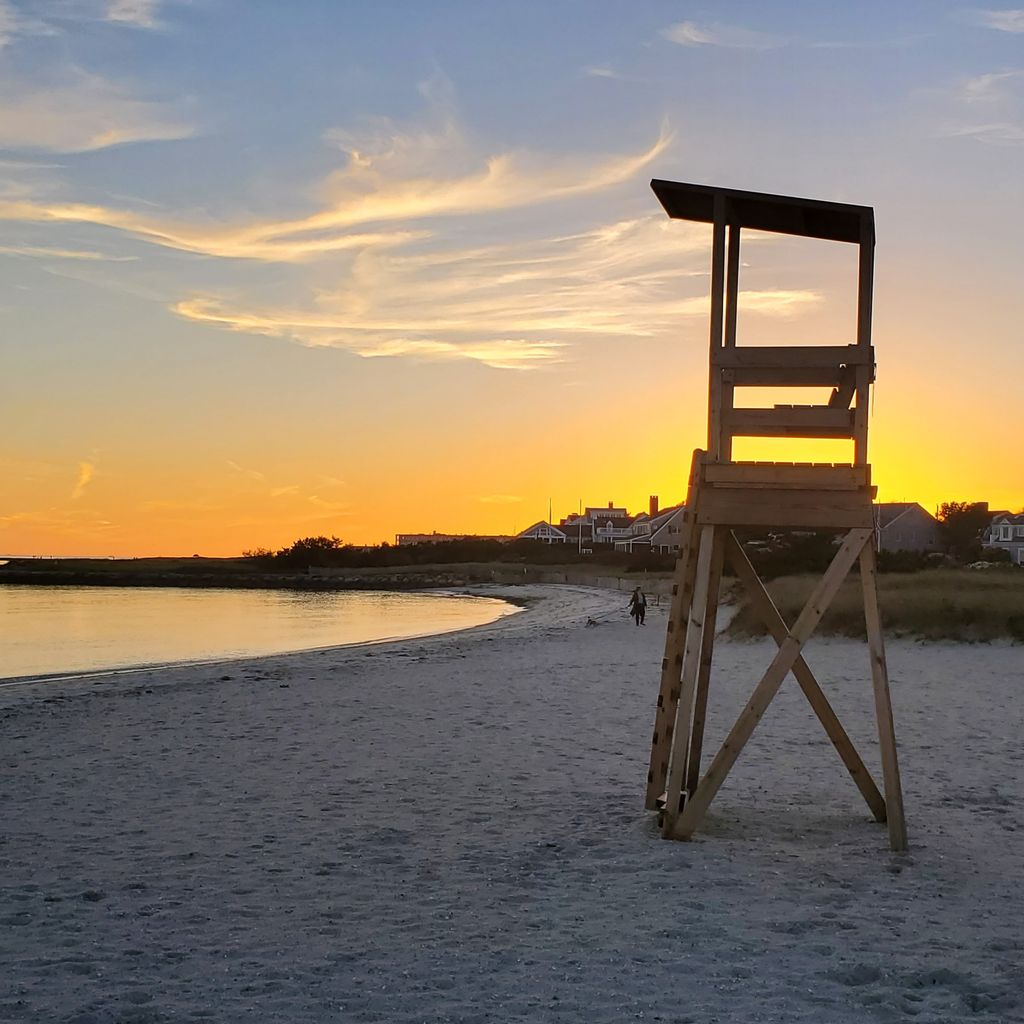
[645,180,907,852]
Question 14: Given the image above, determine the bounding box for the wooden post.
[661,523,716,836]
[707,196,727,461]
[645,451,704,809]
[860,539,909,851]
[720,224,741,462]
[684,526,726,796]
[853,215,874,465]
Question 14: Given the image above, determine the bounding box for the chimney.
[649,495,659,517]
[608,501,613,510]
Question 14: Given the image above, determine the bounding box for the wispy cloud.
[105,0,163,29]
[0,243,136,261]
[72,460,95,500]
[943,121,1024,142]
[226,460,265,482]
[0,106,669,258]
[661,20,785,50]
[0,0,22,47]
[959,69,1024,102]
[171,219,814,369]
[966,8,1024,32]
[0,0,54,48]
[0,79,815,374]
[0,69,193,152]
[939,67,1024,143]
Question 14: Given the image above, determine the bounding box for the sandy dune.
[2,585,1022,1022]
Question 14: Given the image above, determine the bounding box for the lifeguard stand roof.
[650,179,873,244]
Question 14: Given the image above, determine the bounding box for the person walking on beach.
[628,586,647,626]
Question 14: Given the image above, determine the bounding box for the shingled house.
[874,502,940,553]
[986,512,1024,565]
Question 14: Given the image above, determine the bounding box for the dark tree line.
[244,535,674,572]
[245,500,1010,576]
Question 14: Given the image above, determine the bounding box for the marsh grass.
[727,568,1024,642]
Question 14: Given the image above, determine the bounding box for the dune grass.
[727,568,1024,642]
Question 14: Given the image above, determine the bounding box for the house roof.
[517,521,567,539]
[649,504,687,543]
[874,502,935,530]
[991,512,1024,525]
[651,179,874,244]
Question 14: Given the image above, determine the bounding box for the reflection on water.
[0,586,516,680]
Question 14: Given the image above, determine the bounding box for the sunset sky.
[2,1,1023,556]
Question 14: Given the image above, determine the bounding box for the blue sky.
[2,0,1022,554]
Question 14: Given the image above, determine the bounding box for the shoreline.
[0,584,535,693]
[3,584,1022,1021]
[0,584,615,708]
[0,560,674,596]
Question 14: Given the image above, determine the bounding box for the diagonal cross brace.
[724,531,886,822]
[669,527,873,840]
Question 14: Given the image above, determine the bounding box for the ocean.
[0,585,516,681]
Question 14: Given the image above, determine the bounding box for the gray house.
[874,503,940,553]
[986,512,1024,565]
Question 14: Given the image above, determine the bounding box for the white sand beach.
[2,584,1023,1023]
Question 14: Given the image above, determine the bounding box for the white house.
[516,521,568,544]
[986,512,1024,565]
[648,505,687,554]
[615,504,687,554]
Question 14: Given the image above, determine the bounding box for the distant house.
[557,520,592,549]
[516,521,568,544]
[986,512,1024,565]
[874,503,940,553]
[615,503,687,555]
[558,501,636,547]
[648,505,688,554]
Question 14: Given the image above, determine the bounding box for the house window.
[1016,526,1024,539]
[1001,525,1013,541]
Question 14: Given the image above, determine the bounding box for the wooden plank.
[860,540,909,851]
[724,533,887,822]
[853,365,871,465]
[727,406,855,439]
[724,224,740,348]
[708,196,727,460]
[714,345,873,370]
[724,365,846,387]
[696,487,875,530]
[661,524,716,836]
[720,223,739,460]
[685,527,727,796]
[645,451,703,809]
[828,366,857,409]
[703,462,869,491]
[669,528,872,840]
[853,219,874,465]
[856,219,874,351]
[650,179,873,244]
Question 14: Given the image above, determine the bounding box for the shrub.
[727,568,1024,642]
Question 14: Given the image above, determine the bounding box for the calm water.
[0,585,517,681]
